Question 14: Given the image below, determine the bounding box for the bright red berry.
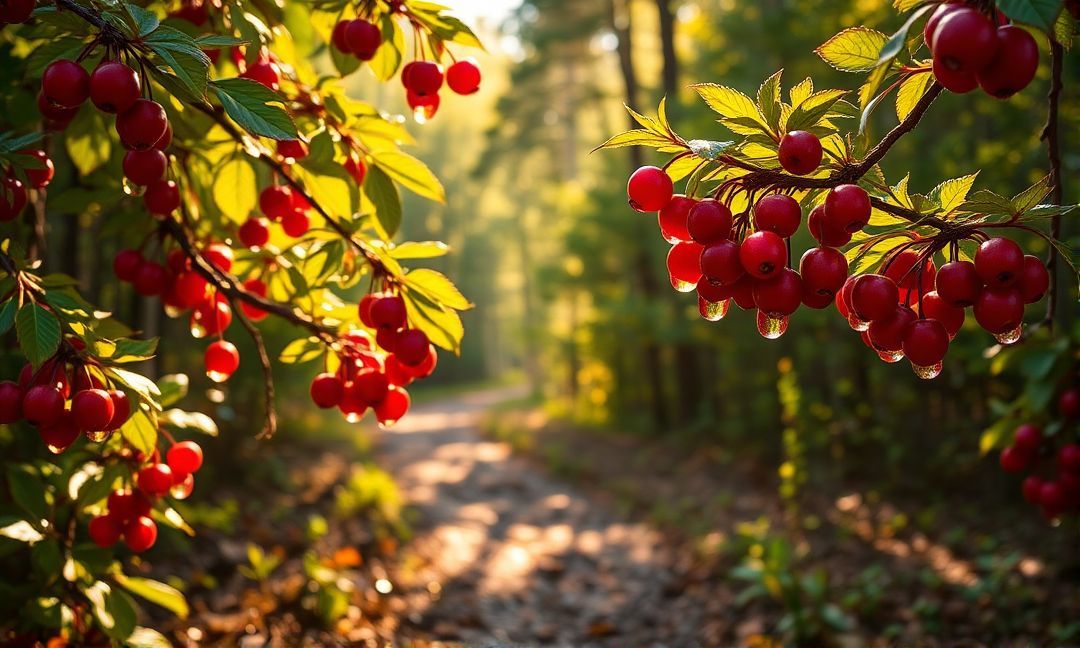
[754,194,801,238]
[167,440,203,475]
[0,177,27,222]
[240,59,281,91]
[42,60,90,108]
[124,516,158,552]
[686,199,732,244]
[850,274,900,322]
[354,368,390,404]
[807,204,851,247]
[277,139,308,161]
[824,184,871,233]
[88,514,123,548]
[447,58,481,95]
[699,240,744,285]
[935,260,982,307]
[205,340,240,381]
[868,305,917,352]
[395,329,430,366]
[998,445,1030,473]
[344,156,367,184]
[658,195,695,243]
[902,318,949,366]
[123,149,168,186]
[345,19,382,60]
[240,278,268,322]
[260,185,294,221]
[406,61,444,95]
[23,150,54,189]
[406,89,440,121]
[137,463,174,496]
[106,390,130,430]
[1018,255,1049,303]
[22,385,64,426]
[369,295,407,330]
[739,231,787,280]
[144,180,180,216]
[666,241,704,287]
[932,8,998,73]
[116,99,169,150]
[974,237,1023,288]
[375,386,410,426]
[752,268,802,316]
[281,209,310,237]
[932,57,978,94]
[310,373,344,408]
[976,25,1039,99]
[358,293,379,327]
[239,218,270,249]
[777,131,822,176]
[39,410,79,453]
[90,61,141,113]
[921,291,964,337]
[799,247,847,300]
[627,166,673,213]
[972,288,1023,334]
[72,388,114,431]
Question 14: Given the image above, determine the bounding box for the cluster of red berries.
[0,356,131,453]
[239,184,314,245]
[0,0,33,24]
[113,245,247,382]
[0,149,54,222]
[331,17,383,61]
[924,2,1039,98]
[999,387,1080,520]
[88,440,205,552]
[308,293,437,427]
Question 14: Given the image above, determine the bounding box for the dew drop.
[190,321,208,339]
[84,430,110,443]
[46,443,65,455]
[669,274,699,293]
[877,349,904,364]
[206,369,230,383]
[994,324,1022,345]
[699,297,730,322]
[756,311,789,339]
[911,361,943,380]
[848,313,869,332]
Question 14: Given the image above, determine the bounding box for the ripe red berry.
[974,237,1023,288]
[42,60,90,108]
[0,177,27,222]
[277,139,308,161]
[108,489,150,522]
[667,241,704,288]
[447,58,482,95]
[658,195,695,243]
[1059,388,1080,419]
[240,59,281,90]
[354,368,390,403]
[23,150,54,189]
[801,285,834,310]
[976,25,1039,99]
[924,3,962,50]
[358,293,378,327]
[686,199,732,244]
[375,386,410,426]
[155,123,173,150]
[332,20,353,53]
[124,516,158,552]
[310,373,344,408]
[39,410,79,453]
[0,381,22,423]
[807,204,851,247]
[370,295,407,330]
[167,440,203,475]
[240,278,268,321]
[344,156,367,184]
[824,184,871,233]
[239,217,270,249]
[138,463,174,496]
[133,261,168,297]
[345,19,382,60]
[407,345,438,379]
[868,305,917,352]
[932,57,978,94]
[259,185,294,221]
[754,194,801,238]
[106,390,130,430]
[72,388,115,431]
[932,8,998,73]
[281,209,310,237]
[88,514,123,548]
[935,260,982,307]
[777,131,822,176]
[627,166,673,213]
[883,250,936,293]
[1039,481,1068,512]
[123,149,168,186]
[1018,255,1049,303]
[90,61,141,113]
[205,340,240,381]
[799,247,848,300]
[144,180,180,216]
[0,0,34,23]
[700,240,744,285]
[728,276,756,310]
[998,445,1030,473]
[116,99,169,150]
[752,268,802,316]
[697,279,731,305]
[739,231,787,280]
[902,318,949,366]
[376,327,400,352]
[1021,475,1044,504]
[1012,423,1042,453]
[395,329,430,366]
[1059,444,1080,473]
[850,274,900,322]
[406,61,444,95]
[973,287,1023,334]
[23,385,64,426]
[406,89,440,121]
[921,291,964,337]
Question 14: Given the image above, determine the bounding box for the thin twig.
[230,297,278,440]
[1041,40,1064,330]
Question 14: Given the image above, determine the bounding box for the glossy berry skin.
[205,340,240,381]
[924,3,962,50]
[447,58,482,95]
[39,411,79,453]
[277,139,308,161]
[1060,444,1080,473]
[345,19,382,59]
[281,209,310,237]
[123,149,168,186]
[0,381,22,423]
[799,247,847,299]
[974,237,1023,288]
[977,26,1039,99]
[697,279,731,305]
[23,150,54,189]
[113,249,143,282]
[667,241,704,287]
[344,156,367,184]
[753,194,801,238]
[699,240,744,285]
[260,186,294,221]
[354,369,390,404]
[239,218,270,249]
[999,445,1030,473]
[777,131,822,176]
[124,516,158,552]
[116,99,169,150]
[1018,255,1049,303]
[627,166,673,213]
[42,60,90,108]
[935,260,982,307]
[332,20,353,53]
[375,387,410,426]
[240,60,280,91]
[88,515,123,548]
[0,178,27,221]
[753,268,802,316]
[932,58,978,94]
[850,275,900,322]
[686,199,732,244]
[1039,481,1068,513]
[144,180,180,216]
[868,306,917,352]
[1059,388,1080,419]
[395,329,430,366]
[1013,423,1042,453]
[358,293,379,327]
[932,8,998,73]
[72,388,114,431]
[90,61,141,113]
[972,288,1023,334]
[376,327,400,352]
[106,390,130,430]
[167,440,203,475]
[137,463,174,496]
[133,262,168,297]
[657,195,695,243]
[902,319,949,366]
[239,278,268,322]
[921,291,964,337]
[406,90,440,121]
[203,244,233,272]
[824,184,871,233]
[739,231,787,280]
[23,385,64,426]
[406,61,444,96]
[370,295,407,330]
[310,373,344,408]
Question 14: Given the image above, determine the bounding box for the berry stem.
[1041,39,1064,331]
[231,297,278,440]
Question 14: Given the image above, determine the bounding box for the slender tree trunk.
[655,0,678,111]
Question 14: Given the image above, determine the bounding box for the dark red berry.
[824,184,871,233]
[976,25,1039,99]
[447,58,481,95]
[850,274,899,322]
[739,231,787,280]
[90,61,141,113]
[113,249,143,282]
[106,390,129,430]
[1013,424,1042,453]
[807,204,850,247]
[354,368,390,403]
[406,61,444,95]
[921,291,964,337]
[23,385,64,426]
[686,199,732,244]
[924,3,963,50]
[239,218,270,249]
[974,237,1023,288]
[277,139,308,161]
[23,150,54,189]
[332,20,353,53]
[777,131,822,176]
[700,240,744,285]
[133,262,168,297]
[932,57,978,93]
[972,288,1023,334]
[138,463,173,496]
[932,8,997,73]
[753,268,802,316]
[42,60,90,108]
[123,149,168,186]
[1021,475,1044,504]
[281,209,310,237]
[72,388,114,431]
[799,247,847,299]
[1059,388,1080,419]
[627,166,673,213]
[260,185,294,221]
[395,329,430,366]
[144,180,180,216]
[406,89,440,121]
[370,295,407,330]
[868,305,917,352]
[1059,444,1080,473]
[998,445,1029,473]
[345,19,382,60]
[754,194,801,238]
[0,381,22,423]
[902,318,949,366]
[0,0,34,23]
[0,177,27,221]
[1018,255,1049,303]
[88,514,123,548]
[116,99,169,150]
[935,260,982,307]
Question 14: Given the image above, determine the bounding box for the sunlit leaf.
[212,157,258,224]
[16,302,61,369]
[815,27,889,73]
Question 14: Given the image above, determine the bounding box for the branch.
[846,83,944,180]
[1042,39,1064,329]
[231,297,277,440]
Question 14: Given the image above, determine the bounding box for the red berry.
[974,237,1023,288]
[277,139,308,161]
[358,293,378,327]
[1060,444,1080,473]
[924,3,963,50]
[344,156,367,184]
[739,231,787,280]
[88,515,123,548]
[1059,388,1080,419]
[729,276,757,310]
[447,58,482,95]
[1012,423,1042,453]
[700,240,744,285]
[376,327,400,352]
[1018,255,1049,303]
[22,385,64,426]
[281,209,310,237]
[932,57,978,94]
[72,388,114,431]
[932,8,998,73]
[354,368,390,403]
[0,0,34,23]
[998,445,1030,473]
[124,516,158,552]
[686,199,732,244]
[824,184,871,234]
[106,390,130,430]
[137,463,174,496]
[144,180,180,216]
[310,373,344,408]
[976,25,1039,99]
[205,340,239,381]
[921,291,964,337]
[627,166,673,213]
[239,217,270,249]
[42,60,90,108]
[850,274,899,322]
[332,20,353,53]
[406,345,438,379]
[370,295,407,330]
[799,247,848,300]
[1039,481,1068,511]
[39,410,79,453]
[752,268,802,316]
[123,149,168,186]
[801,285,834,310]
[406,89,440,121]
[155,123,173,150]
[807,204,851,247]
[777,131,822,176]
[170,271,208,309]
[972,288,1023,334]
[0,177,27,221]
[193,298,233,335]
[260,186,294,221]
[345,19,382,60]
[395,329,430,366]
[240,59,280,90]
[133,261,167,297]
[868,305,917,352]
[23,150,54,189]
[406,61,444,95]
[0,381,22,423]
[108,489,150,522]
[116,99,169,151]
[1021,475,1044,504]
[754,194,801,238]
[667,241,704,287]
[935,260,982,307]
[90,61,141,114]
[375,386,410,426]
[658,195,695,243]
[902,318,949,366]
[167,440,203,475]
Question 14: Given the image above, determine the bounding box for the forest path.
[376,387,711,647]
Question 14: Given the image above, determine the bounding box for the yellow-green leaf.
[404,268,472,311]
[65,108,112,176]
[815,27,889,73]
[114,574,189,619]
[119,410,157,456]
[895,72,933,123]
[931,172,978,214]
[212,158,257,224]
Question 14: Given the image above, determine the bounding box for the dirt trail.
[376,387,712,647]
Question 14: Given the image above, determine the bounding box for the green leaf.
[16,302,61,369]
[7,466,47,523]
[786,89,848,132]
[593,129,677,152]
[815,27,889,73]
[895,72,933,123]
[194,34,249,48]
[405,292,464,353]
[114,574,189,619]
[212,157,258,224]
[756,70,783,134]
[996,0,1065,31]
[106,337,159,364]
[107,367,161,403]
[0,131,45,154]
[126,4,159,36]
[390,241,449,259]
[125,627,174,648]
[364,165,402,239]
[0,299,17,335]
[65,108,113,176]
[87,583,137,641]
[145,26,212,99]
[1012,175,1053,213]
[119,410,158,455]
[212,78,297,141]
[930,173,978,214]
[161,409,218,436]
[157,374,189,408]
[368,12,405,81]
[405,268,472,311]
[279,337,323,364]
[691,84,770,136]
[373,150,444,203]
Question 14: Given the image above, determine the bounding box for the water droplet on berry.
[206,368,230,383]
[877,349,904,364]
[911,361,943,380]
[756,311,788,339]
[848,313,869,331]
[994,324,1022,345]
[85,430,110,442]
[669,274,698,293]
[45,442,65,455]
[699,298,730,322]
[190,321,207,339]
